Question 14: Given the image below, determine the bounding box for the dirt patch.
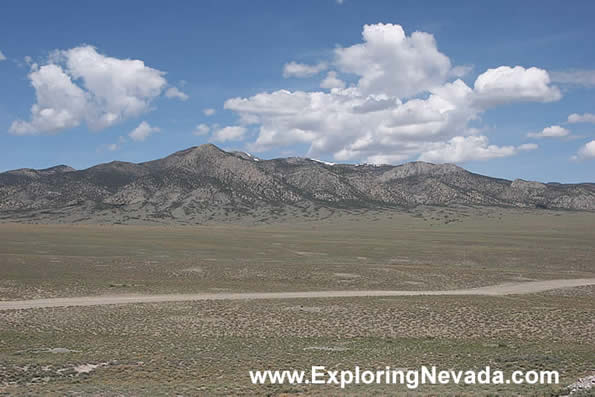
[16,347,80,354]
[2,278,595,310]
[333,272,361,278]
[181,267,204,273]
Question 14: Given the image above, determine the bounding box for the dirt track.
[1,278,594,311]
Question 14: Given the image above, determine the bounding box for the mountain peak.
[3,164,76,178]
[39,165,76,174]
[142,143,229,170]
[378,161,465,181]
[169,143,225,157]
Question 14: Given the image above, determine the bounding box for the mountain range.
[0,144,593,223]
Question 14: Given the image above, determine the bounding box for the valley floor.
[0,208,593,395]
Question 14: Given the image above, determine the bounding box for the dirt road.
[1,278,594,311]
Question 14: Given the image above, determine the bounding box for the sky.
[1,0,594,183]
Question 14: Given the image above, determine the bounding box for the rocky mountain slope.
[0,144,593,223]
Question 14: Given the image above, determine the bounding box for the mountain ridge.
[1,144,593,223]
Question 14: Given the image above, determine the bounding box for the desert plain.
[0,207,594,396]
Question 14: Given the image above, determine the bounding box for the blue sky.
[1,0,594,182]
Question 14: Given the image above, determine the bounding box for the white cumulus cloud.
[334,23,451,98]
[226,79,480,163]
[283,61,328,78]
[527,125,570,138]
[10,45,170,135]
[203,108,216,116]
[9,64,89,135]
[211,126,246,142]
[62,46,167,130]
[193,123,210,136]
[572,140,595,161]
[223,24,563,165]
[568,113,595,124]
[0,50,6,61]
[518,143,539,151]
[129,121,160,142]
[473,66,561,107]
[320,71,346,90]
[165,87,189,101]
[449,64,473,78]
[418,135,535,163]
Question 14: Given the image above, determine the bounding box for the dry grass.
[1,207,593,300]
[0,208,594,395]
[1,293,593,395]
